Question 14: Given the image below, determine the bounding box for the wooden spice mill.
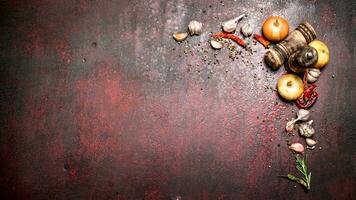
[264,22,317,70]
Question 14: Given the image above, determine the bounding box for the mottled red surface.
[0,0,355,199]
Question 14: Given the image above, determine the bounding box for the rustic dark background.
[0,0,355,199]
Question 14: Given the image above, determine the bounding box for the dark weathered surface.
[0,0,355,199]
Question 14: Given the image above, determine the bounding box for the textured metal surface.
[0,0,355,199]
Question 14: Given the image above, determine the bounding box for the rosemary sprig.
[280,154,311,190]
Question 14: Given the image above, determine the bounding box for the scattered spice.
[253,34,270,48]
[211,32,247,47]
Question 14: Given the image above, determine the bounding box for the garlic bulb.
[286,109,310,133]
[299,120,315,138]
[210,40,223,49]
[188,20,203,35]
[221,14,246,33]
[305,138,317,146]
[307,68,321,83]
[289,143,305,154]
[241,23,253,37]
[173,32,188,42]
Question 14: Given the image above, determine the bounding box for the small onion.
[262,16,289,42]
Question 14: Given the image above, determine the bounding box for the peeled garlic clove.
[188,20,203,35]
[173,32,188,42]
[221,14,246,33]
[289,143,305,154]
[306,138,317,146]
[241,23,253,37]
[210,40,223,49]
[297,109,310,121]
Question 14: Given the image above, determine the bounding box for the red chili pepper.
[295,84,318,109]
[303,84,316,99]
[253,34,271,48]
[211,32,247,47]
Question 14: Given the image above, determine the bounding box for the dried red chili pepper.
[253,34,271,48]
[210,32,247,47]
[295,84,318,109]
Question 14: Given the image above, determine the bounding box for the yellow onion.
[262,16,289,42]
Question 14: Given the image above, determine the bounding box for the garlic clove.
[308,68,321,77]
[307,145,315,150]
[210,40,223,49]
[286,119,295,133]
[234,14,247,22]
[306,138,317,146]
[307,68,321,83]
[173,32,188,42]
[307,74,317,83]
[188,20,203,35]
[286,109,310,134]
[297,109,310,121]
[221,14,246,33]
[241,23,253,37]
[289,143,305,154]
[222,20,237,33]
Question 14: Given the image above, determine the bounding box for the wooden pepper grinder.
[285,46,318,73]
[264,22,316,70]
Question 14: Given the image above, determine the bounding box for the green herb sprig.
[280,154,311,190]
